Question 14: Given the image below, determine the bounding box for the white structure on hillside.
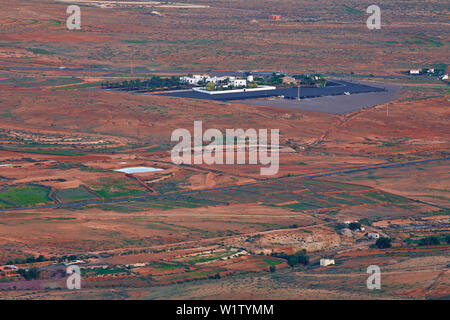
[320,259,335,267]
[367,233,380,240]
[409,69,420,75]
[440,74,448,80]
[247,75,254,82]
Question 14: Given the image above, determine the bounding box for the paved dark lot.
[235,81,401,115]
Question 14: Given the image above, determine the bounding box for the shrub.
[348,222,362,231]
[273,250,309,268]
[375,237,392,249]
[18,267,40,280]
[334,223,348,231]
[418,236,440,246]
[287,256,297,268]
[358,218,372,226]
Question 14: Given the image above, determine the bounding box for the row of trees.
[102,76,184,91]
[376,234,450,249]
[254,73,284,86]
[254,73,326,87]
[294,74,327,87]
[7,254,87,266]
[418,235,450,246]
[7,255,47,265]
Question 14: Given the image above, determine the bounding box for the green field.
[90,177,147,199]
[0,185,52,208]
[54,187,97,202]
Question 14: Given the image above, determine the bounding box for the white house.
[180,74,207,85]
[3,265,18,271]
[231,79,247,87]
[63,260,86,266]
[409,69,420,75]
[320,259,335,267]
[440,74,448,80]
[367,233,380,240]
[247,75,254,82]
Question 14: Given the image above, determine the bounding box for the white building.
[3,265,18,271]
[367,233,380,240]
[63,260,86,266]
[231,79,247,87]
[440,74,448,80]
[320,259,335,267]
[180,74,207,85]
[409,69,420,75]
[205,76,228,84]
[247,75,254,82]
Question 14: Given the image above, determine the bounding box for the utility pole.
[297,80,301,101]
[130,48,135,75]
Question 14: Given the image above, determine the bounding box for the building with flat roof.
[320,259,335,267]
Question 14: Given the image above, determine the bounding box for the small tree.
[206,81,215,91]
[269,266,276,273]
[358,218,371,226]
[297,252,309,265]
[348,222,361,231]
[375,237,392,249]
[287,256,297,269]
